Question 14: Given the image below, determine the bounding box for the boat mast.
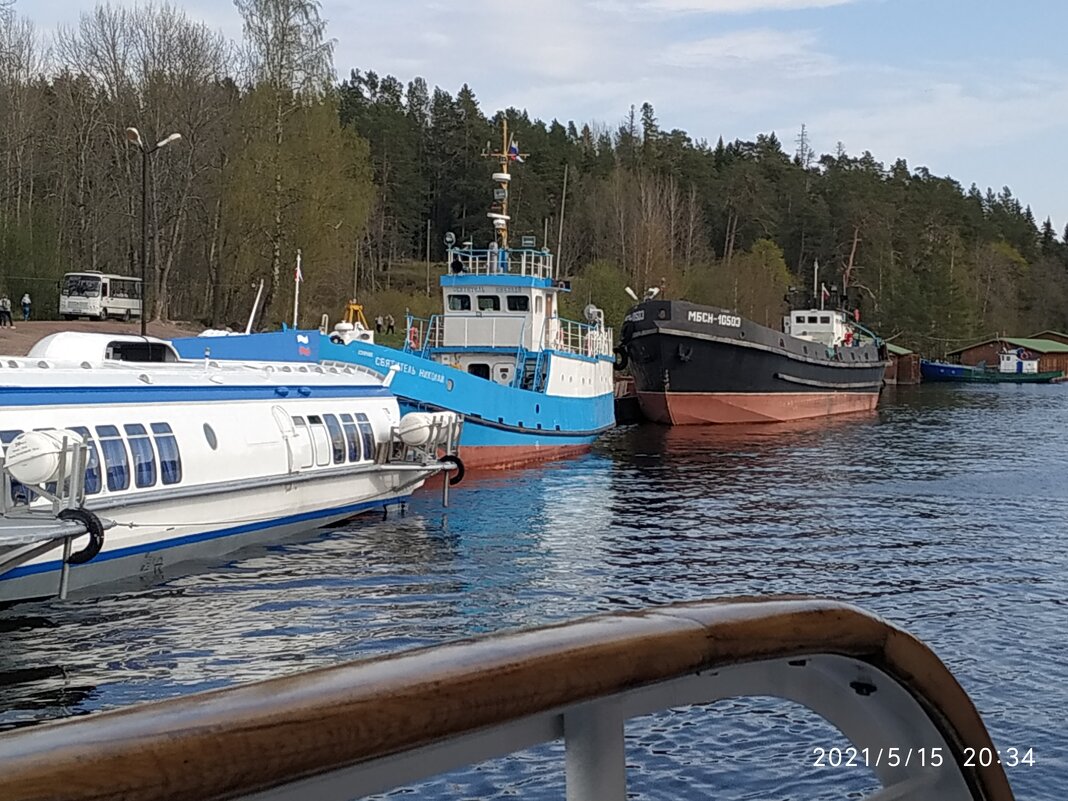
[486,118,526,251]
[498,119,509,249]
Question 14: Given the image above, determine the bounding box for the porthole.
[536,404,541,413]
[779,338,785,348]
[803,346,808,354]
[203,423,218,450]
[447,379,454,391]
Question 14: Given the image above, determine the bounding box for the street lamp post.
[125,127,182,337]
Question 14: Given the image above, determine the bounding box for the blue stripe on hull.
[0,496,402,583]
[0,384,390,407]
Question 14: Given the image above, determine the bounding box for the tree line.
[2,0,1066,353]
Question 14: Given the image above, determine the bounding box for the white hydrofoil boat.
[0,333,461,603]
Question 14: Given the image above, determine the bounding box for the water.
[1,384,1065,799]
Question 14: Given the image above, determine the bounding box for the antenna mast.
[485,117,527,250]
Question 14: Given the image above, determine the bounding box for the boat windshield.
[62,275,102,297]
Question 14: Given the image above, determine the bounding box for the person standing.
[0,293,12,328]
[386,313,395,335]
[375,314,384,334]
[20,292,31,322]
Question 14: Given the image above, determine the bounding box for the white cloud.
[659,28,836,76]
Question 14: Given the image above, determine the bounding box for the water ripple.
[0,383,1063,799]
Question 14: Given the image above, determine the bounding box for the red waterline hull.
[458,443,592,471]
[638,391,880,425]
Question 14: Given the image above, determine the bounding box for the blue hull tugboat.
[175,123,615,470]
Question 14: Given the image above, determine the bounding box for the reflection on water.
[1,383,1065,799]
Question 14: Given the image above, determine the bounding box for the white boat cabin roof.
[27,332,181,364]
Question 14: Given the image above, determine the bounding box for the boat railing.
[408,313,526,355]
[544,316,614,359]
[448,247,554,280]
[0,597,1015,801]
[0,434,113,598]
[403,315,443,357]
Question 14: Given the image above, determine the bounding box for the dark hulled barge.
[618,300,888,425]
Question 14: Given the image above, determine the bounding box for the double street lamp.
[125,127,182,337]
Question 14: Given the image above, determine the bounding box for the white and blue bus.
[59,272,143,321]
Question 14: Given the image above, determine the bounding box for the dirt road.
[0,320,200,357]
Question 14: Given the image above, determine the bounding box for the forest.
[2,0,1067,354]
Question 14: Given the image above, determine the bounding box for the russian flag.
[508,138,524,163]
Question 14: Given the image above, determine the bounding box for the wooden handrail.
[0,597,1015,801]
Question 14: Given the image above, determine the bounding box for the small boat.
[175,122,615,470]
[921,348,1063,383]
[617,290,888,425]
[0,332,461,603]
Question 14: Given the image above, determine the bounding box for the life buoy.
[439,453,465,486]
[613,346,629,371]
[407,326,421,350]
[58,507,106,565]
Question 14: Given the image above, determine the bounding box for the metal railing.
[448,247,554,279]
[544,317,614,359]
[0,598,1016,801]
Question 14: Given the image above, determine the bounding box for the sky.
[21,0,1068,233]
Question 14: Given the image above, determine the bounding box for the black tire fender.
[439,454,465,486]
[58,508,106,565]
[613,346,629,371]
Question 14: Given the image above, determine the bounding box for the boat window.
[306,415,331,467]
[323,414,346,464]
[355,413,376,461]
[447,294,471,311]
[339,413,360,461]
[69,426,102,495]
[477,295,501,312]
[95,425,130,492]
[536,296,543,314]
[507,295,530,312]
[203,423,218,450]
[820,316,831,324]
[151,422,182,485]
[105,341,178,362]
[807,316,818,324]
[468,363,490,380]
[124,423,157,488]
[0,429,32,503]
[795,315,804,323]
[290,416,314,468]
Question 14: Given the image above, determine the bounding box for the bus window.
[61,274,102,297]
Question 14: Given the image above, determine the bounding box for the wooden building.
[1030,330,1068,346]
[945,337,1068,375]
[883,343,921,385]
